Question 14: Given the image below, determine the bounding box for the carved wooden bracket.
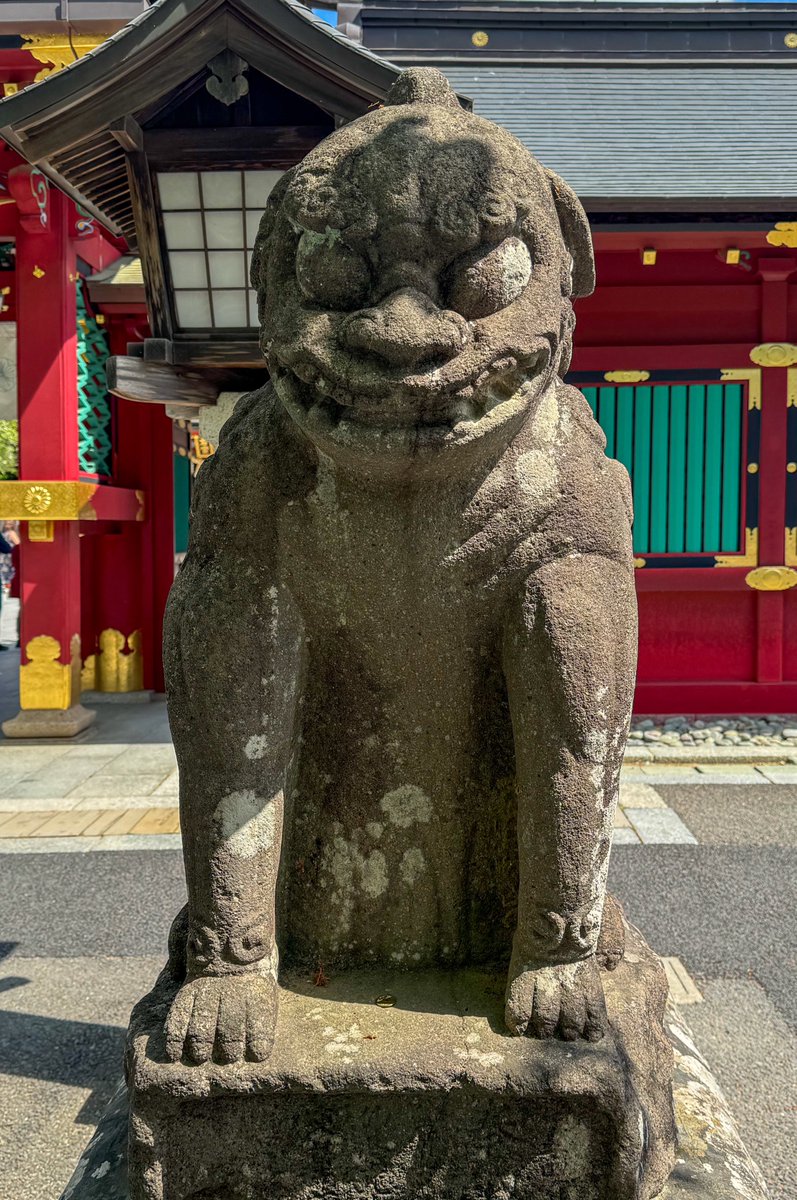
[7,163,49,233]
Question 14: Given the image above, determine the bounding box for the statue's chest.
[278,470,490,655]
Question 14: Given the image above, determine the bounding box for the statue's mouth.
[272,349,548,432]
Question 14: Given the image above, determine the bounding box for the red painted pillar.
[2,183,94,736]
[108,317,174,693]
[754,256,797,686]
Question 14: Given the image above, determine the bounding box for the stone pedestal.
[125,927,675,1200]
[2,702,95,738]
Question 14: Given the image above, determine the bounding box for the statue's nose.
[341,288,470,369]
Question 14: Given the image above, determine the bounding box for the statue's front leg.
[502,552,637,1041]
[163,555,303,1064]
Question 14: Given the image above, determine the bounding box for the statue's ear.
[543,167,595,299]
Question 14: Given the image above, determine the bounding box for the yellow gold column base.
[2,704,96,739]
[19,634,81,709]
[81,628,144,693]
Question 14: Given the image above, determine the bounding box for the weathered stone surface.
[662,1005,769,1200]
[125,923,672,1200]
[162,63,638,1064]
[62,996,769,1200]
[130,63,670,1197]
[60,1081,128,1199]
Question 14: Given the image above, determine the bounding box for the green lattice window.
[77,279,112,477]
[583,382,745,556]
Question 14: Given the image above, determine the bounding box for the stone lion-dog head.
[251,68,594,474]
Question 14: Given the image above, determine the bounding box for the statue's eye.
[444,237,532,319]
[296,231,370,310]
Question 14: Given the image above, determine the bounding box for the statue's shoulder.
[212,382,283,459]
[555,383,608,456]
[191,382,316,525]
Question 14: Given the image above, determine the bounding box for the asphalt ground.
[0,785,795,1200]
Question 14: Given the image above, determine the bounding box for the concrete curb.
[625,744,797,765]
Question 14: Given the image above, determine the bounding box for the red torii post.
[1,171,92,736]
[0,165,145,736]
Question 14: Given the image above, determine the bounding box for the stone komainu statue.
[162,67,638,1067]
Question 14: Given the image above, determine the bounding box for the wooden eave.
[0,0,408,238]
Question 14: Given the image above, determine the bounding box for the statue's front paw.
[164,972,277,1065]
[505,956,607,1043]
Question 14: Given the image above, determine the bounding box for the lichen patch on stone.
[214,790,278,858]
[245,733,269,760]
[399,846,426,885]
[379,784,432,828]
[454,1045,504,1068]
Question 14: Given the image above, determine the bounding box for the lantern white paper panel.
[157,169,282,330]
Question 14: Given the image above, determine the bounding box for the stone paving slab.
[619,781,668,808]
[71,794,176,811]
[623,808,698,845]
[622,745,654,762]
[661,956,703,1005]
[98,747,177,776]
[0,794,83,812]
[757,765,797,783]
[695,763,763,778]
[611,827,642,844]
[692,772,771,786]
[151,771,179,797]
[66,774,170,800]
[0,833,184,853]
[637,765,704,784]
[0,807,181,838]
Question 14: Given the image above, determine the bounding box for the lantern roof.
[0,0,408,240]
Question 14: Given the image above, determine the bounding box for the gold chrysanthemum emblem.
[23,485,52,515]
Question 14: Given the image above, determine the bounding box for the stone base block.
[60,1011,770,1200]
[81,690,154,705]
[2,703,96,738]
[123,926,676,1200]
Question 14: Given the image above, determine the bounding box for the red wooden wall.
[573,230,797,713]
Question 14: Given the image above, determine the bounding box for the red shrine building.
[0,0,796,732]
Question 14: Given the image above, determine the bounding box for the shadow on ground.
[0,1006,124,1123]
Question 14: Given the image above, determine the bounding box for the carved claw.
[164,972,277,1065]
[596,893,626,972]
[505,956,607,1042]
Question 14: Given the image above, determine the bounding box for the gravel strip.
[630,714,797,748]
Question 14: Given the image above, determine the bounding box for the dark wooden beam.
[109,115,144,153]
[143,126,331,168]
[107,356,219,407]
[171,339,263,369]
[124,148,174,341]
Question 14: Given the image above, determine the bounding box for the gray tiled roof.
[442,66,797,205]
